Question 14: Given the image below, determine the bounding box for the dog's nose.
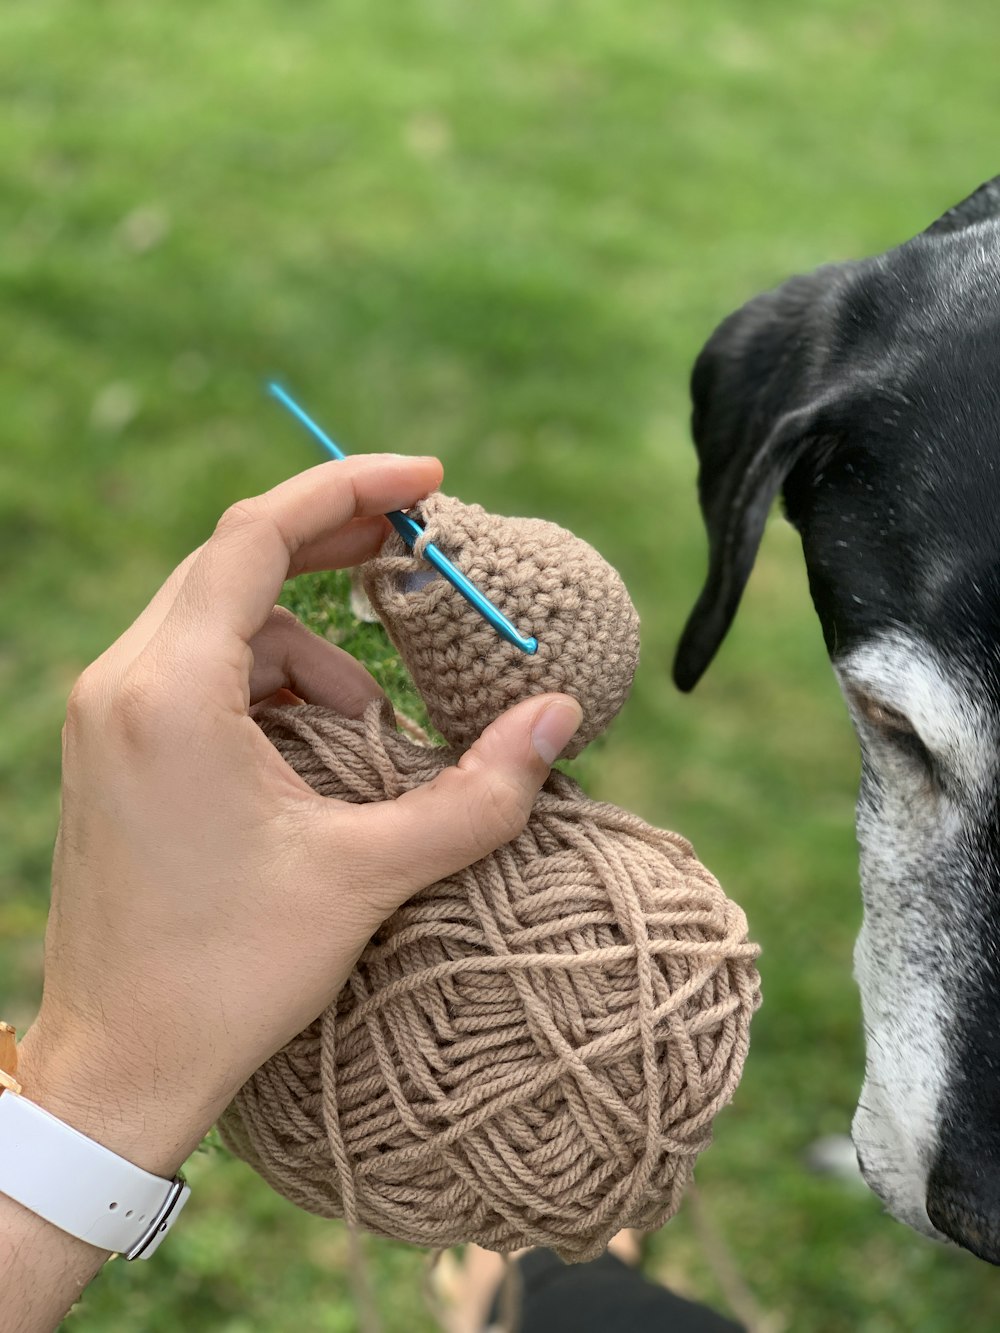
[926,1152,1000,1265]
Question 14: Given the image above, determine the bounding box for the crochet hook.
[268,383,539,655]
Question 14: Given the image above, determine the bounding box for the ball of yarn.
[361,493,640,758]
[220,702,761,1262]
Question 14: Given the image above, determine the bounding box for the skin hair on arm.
[0,1196,106,1333]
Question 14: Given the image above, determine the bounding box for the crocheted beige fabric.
[220,495,761,1262]
[362,492,641,757]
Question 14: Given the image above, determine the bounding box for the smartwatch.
[0,1023,190,1259]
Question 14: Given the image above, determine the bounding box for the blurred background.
[3,1,999,1328]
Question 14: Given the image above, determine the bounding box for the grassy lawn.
[3,2,1000,1328]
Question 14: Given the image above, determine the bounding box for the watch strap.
[0,1091,190,1258]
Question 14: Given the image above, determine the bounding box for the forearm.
[0,1193,107,1333]
[0,1029,210,1333]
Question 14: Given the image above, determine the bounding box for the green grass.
[3,1,1000,1328]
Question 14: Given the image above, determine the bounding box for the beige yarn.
[220,494,761,1262]
[362,493,640,758]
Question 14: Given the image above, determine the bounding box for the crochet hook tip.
[268,383,539,655]
[267,382,346,461]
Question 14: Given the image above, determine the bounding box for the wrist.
[15,1022,212,1179]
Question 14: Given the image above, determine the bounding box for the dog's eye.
[851,692,938,776]
[855,696,914,735]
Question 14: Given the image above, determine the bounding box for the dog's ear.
[924,175,1000,237]
[673,266,850,691]
[674,178,1000,692]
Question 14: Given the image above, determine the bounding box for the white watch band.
[0,1092,190,1259]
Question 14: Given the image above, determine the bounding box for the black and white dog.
[674,177,1000,1264]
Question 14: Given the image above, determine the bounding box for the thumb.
[348,693,583,903]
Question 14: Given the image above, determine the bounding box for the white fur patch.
[838,634,994,791]
[834,631,997,1237]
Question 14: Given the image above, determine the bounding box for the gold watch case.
[0,1022,22,1096]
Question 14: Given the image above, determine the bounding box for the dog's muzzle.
[927,1151,1000,1265]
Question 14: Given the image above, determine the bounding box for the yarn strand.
[220,701,760,1261]
[221,492,760,1262]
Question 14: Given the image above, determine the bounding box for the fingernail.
[531,699,583,765]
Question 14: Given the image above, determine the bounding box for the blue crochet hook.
[268,383,539,655]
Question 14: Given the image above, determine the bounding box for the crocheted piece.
[219,702,761,1262]
[361,493,640,758]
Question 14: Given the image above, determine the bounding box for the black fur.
[674,177,1000,1263]
[674,177,1000,694]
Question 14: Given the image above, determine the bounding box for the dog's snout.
[927,1152,1000,1265]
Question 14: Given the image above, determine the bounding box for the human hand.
[18,455,582,1180]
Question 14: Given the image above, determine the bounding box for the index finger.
[164,453,442,651]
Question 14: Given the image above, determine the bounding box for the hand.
[17,454,583,1183]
